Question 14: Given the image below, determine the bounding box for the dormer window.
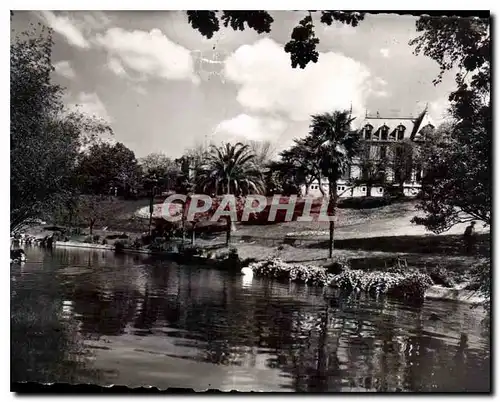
[397,124,406,140]
[381,125,389,141]
[364,124,373,140]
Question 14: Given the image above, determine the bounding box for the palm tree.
[309,111,360,258]
[197,142,265,196]
[196,142,265,244]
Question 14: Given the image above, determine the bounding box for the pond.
[11,247,491,392]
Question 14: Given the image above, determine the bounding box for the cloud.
[224,38,385,123]
[107,57,128,77]
[380,48,390,58]
[38,11,90,48]
[95,28,199,84]
[69,92,112,122]
[215,114,288,142]
[53,60,76,79]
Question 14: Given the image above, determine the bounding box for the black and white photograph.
[9,7,491,393]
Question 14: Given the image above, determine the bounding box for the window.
[364,124,373,140]
[381,125,389,141]
[397,124,406,140]
[337,186,341,191]
[380,146,387,160]
[361,187,366,192]
[379,188,383,193]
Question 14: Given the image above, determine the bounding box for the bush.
[93,234,100,242]
[425,265,455,288]
[83,235,93,243]
[330,269,434,303]
[114,241,127,252]
[248,258,434,304]
[249,258,333,286]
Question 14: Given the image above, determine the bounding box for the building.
[301,107,435,198]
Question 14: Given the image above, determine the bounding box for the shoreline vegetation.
[15,199,489,307]
[43,230,488,306]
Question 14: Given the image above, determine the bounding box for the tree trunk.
[89,220,94,238]
[191,223,196,246]
[226,176,233,245]
[328,179,338,259]
[316,174,326,196]
[225,216,231,246]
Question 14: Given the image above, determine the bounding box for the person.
[463,221,476,255]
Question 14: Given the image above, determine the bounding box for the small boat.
[241,267,253,277]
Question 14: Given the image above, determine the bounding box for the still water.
[11,247,490,392]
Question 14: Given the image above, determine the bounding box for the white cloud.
[215,114,288,142]
[38,11,90,49]
[69,92,112,122]
[107,57,128,77]
[132,85,147,95]
[53,60,76,79]
[224,38,384,123]
[95,28,199,84]
[380,48,390,58]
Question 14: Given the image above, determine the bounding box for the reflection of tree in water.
[71,287,139,337]
[11,273,100,384]
[401,314,490,392]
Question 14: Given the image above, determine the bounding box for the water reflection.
[11,247,491,392]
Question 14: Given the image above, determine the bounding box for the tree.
[185,11,365,69]
[139,152,180,191]
[10,25,111,232]
[73,195,124,238]
[409,16,491,233]
[76,142,141,196]
[246,140,275,169]
[356,143,389,197]
[196,142,265,196]
[412,122,490,232]
[387,139,419,194]
[277,138,323,196]
[309,111,360,258]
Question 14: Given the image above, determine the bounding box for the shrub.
[114,241,127,252]
[83,235,93,243]
[330,269,434,303]
[426,265,455,288]
[249,258,333,286]
[248,258,434,304]
[93,234,100,242]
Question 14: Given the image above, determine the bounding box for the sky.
[11,10,458,159]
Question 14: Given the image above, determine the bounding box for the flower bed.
[246,258,434,304]
[329,269,434,303]
[248,258,334,286]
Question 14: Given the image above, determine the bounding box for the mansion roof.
[357,108,435,141]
